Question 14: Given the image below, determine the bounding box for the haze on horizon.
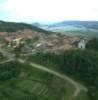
[0,0,98,24]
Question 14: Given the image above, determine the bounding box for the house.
[13,38,23,45]
[78,39,86,49]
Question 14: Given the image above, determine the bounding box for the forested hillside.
[0,20,51,34]
[26,49,98,100]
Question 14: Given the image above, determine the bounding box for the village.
[0,29,88,55]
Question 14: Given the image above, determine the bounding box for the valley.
[0,21,98,100]
[36,21,98,37]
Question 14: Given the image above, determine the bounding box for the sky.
[0,0,98,24]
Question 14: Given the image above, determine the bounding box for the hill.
[39,21,98,37]
[0,20,98,100]
[0,20,51,34]
[49,21,98,29]
[0,48,90,100]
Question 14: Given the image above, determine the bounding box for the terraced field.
[0,60,89,100]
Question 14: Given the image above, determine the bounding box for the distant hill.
[32,22,42,27]
[49,21,98,29]
[39,21,98,37]
[0,20,52,34]
[32,22,49,29]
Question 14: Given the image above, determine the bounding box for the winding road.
[18,58,87,97]
[0,48,88,97]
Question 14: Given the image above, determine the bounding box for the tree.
[86,38,98,51]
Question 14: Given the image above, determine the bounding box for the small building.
[13,37,23,46]
[78,39,86,49]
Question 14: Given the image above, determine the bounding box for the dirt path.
[0,59,14,64]
[0,48,88,97]
[18,58,88,97]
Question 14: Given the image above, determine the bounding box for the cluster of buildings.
[0,30,87,54]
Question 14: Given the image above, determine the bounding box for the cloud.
[0,0,98,23]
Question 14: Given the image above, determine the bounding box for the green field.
[64,30,98,37]
[53,30,98,38]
